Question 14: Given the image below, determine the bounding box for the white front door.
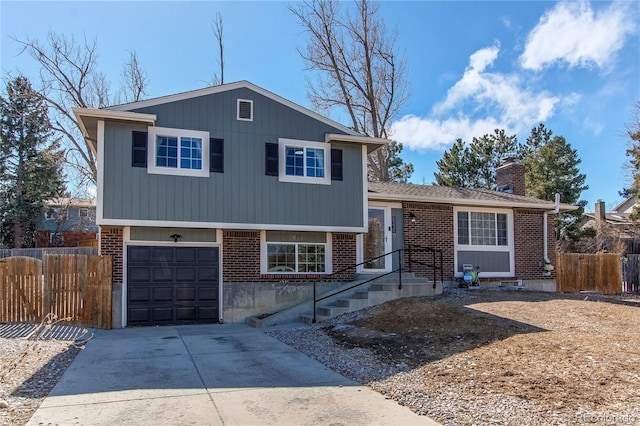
[362,207,392,272]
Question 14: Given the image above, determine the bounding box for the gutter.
[543,193,560,273]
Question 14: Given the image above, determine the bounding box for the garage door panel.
[128,308,151,323]
[128,267,151,282]
[152,267,173,281]
[198,287,217,301]
[176,247,198,262]
[198,267,218,281]
[152,247,175,262]
[176,307,197,321]
[127,246,219,326]
[128,287,150,302]
[152,287,173,302]
[129,246,152,262]
[176,267,197,282]
[152,307,174,322]
[176,287,196,301]
[198,248,217,262]
[198,307,218,320]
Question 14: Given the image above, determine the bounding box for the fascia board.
[368,192,578,212]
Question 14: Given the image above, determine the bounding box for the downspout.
[543,193,560,271]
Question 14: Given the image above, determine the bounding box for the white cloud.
[393,45,561,151]
[390,115,507,151]
[520,1,637,71]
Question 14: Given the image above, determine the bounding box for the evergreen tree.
[386,141,414,183]
[520,124,588,239]
[0,76,66,248]
[621,101,640,219]
[434,129,518,189]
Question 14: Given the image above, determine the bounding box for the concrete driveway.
[27,323,438,426]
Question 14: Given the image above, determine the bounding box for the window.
[262,231,331,274]
[147,127,210,177]
[50,232,64,247]
[457,211,508,246]
[79,208,88,218]
[278,139,330,185]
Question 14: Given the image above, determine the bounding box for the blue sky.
[1,0,639,212]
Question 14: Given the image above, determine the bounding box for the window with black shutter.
[132,131,148,168]
[331,148,343,181]
[210,138,224,173]
[265,143,279,176]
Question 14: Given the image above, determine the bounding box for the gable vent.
[237,99,253,121]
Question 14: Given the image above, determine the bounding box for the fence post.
[312,281,317,324]
[398,250,403,290]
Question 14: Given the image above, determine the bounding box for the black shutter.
[331,148,343,181]
[210,138,224,173]
[132,131,148,168]
[265,143,279,176]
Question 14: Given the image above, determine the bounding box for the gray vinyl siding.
[456,251,511,273]
[101,88,364,228]
[129,227,217,242]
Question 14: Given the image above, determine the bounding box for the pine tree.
[433,130,518,189]
[622,101,640,219]
[520,124,588,239]
[0,76,66,248]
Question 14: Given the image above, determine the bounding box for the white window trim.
[260,231,333,275]
[453,207,514,277]
[237,99,253,121]
[147,126,210,178]
[278,138,330,185]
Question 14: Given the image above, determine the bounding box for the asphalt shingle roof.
[368,181,575,211]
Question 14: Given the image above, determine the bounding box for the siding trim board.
[97,217,367,233]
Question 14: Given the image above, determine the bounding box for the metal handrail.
[312,246,443,323]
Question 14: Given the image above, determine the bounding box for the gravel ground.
[267,288,640,426]
[0,324,86,426]
[2,289,638,426]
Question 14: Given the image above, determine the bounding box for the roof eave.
[367,192,577,212]
[325,133,388,154]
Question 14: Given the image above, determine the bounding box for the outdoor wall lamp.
[409,212,417,223]
[170,234,182,243]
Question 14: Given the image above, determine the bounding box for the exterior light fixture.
[170,234,182,243]
[409,212,417,224]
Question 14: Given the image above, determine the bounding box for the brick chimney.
[496,157,525,196]
[594,200,606,227]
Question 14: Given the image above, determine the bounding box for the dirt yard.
[326,289,640,425]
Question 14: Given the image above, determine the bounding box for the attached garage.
[127,246,220,326]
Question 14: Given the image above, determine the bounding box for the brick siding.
[514,209,556,280]
[496,162,526,196]
[403,202,456,281]
[99,226,124,287]
[222,230,356,282]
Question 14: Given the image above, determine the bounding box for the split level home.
[35,198,98,248]
[74,80,575,328]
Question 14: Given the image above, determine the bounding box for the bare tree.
[289,0,412,182]
[211,12,225,85]
[119,50,149,103]
[14,32,149,190]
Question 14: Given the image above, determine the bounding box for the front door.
[363,207,392,272]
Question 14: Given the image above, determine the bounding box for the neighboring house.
[581,197,639,238]
[36,198,98,248]
[73,81,574,328]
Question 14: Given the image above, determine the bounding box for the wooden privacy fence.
[556,253,622,295]
[0,255,112,329]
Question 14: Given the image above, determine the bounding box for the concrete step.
[299,313,332,325]
[317,304,350,317]
[335,298,369,309]
[354,271,417,281]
